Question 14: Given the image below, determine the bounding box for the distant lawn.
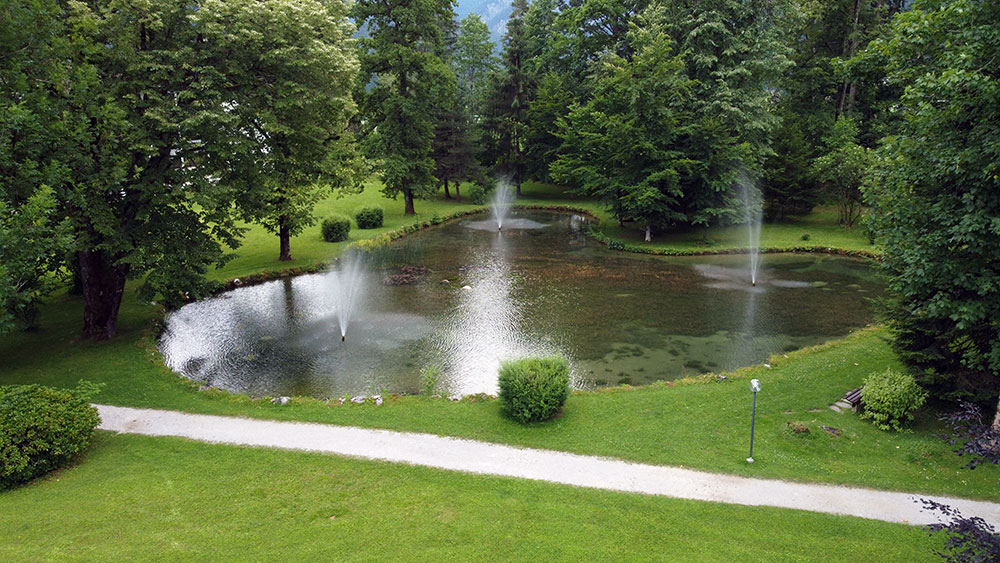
[0,433,939,561]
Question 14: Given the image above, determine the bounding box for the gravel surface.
[97,404,1000,527]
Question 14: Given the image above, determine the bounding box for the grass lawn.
[0,181,989,557]
[0,432,940,561]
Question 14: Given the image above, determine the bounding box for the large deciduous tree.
[51,0,250,339]
[193,0,363,262]
[353,0,457,215]
[858,0,1000,430]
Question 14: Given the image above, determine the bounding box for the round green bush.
[354,205,384,229]
[497,357,570,423]
[321,214,351,242]
[861,369,928,431]
[467,183,490,205]
[1,383,101,489]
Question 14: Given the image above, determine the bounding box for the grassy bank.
[3,289,997,501]
[0,433,939,561]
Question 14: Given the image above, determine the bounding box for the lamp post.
[748,379,761,463]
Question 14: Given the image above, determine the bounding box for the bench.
[842,387,863,412]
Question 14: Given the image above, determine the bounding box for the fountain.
[739,179,763,286]
[492,180,515,231]
[330,250,367,341]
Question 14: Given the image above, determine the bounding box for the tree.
[858,0,1000,430]
[452,14,498,118]
[761,113,818,220]
[0,0,78,332]
[654,0,794,230]
[482,0,532,195]
[551,26,694,241]
[193,0,363,262]
[0,188,71,333]
[431,107,482,201]
[353,0,457,215]
[810,117,872,227]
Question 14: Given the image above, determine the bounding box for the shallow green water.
[160,211,883,398]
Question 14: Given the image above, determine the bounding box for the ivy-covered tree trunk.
[79,249,130,340]
[278,217,292,261]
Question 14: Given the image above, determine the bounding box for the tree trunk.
[644,223,652,242]
[79,249,130,340]
[455,183,462,202]
[404,189,415,215]
[838,0,863,115]
[278,216,292,261]
[993,397,1000,433]
[443,180,452,199]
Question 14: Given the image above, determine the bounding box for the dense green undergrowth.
[0,433,939,561]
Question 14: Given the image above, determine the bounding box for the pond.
[160,210,883,398]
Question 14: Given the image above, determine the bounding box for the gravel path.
[97,404,1000,527]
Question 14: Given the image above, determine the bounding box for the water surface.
[160,211,882,398]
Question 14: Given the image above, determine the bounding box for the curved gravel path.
[97,404,1000,527]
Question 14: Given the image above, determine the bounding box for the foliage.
[466,183,490,205]
[762,114,819,220]
[810,118,872,227]
[551,23,692,241]
[861,369,927,432]
[431,107,483,199]
[420,364,441,396]
[497,356,570,423]
[940,401,1000,470]
[857,0,1000,421]
[0,382,101,489]
[352,0,457,215]
[321,215,352,243]
[481,0,531,192]
[920,499,1000,563]
[452,14,498,118]
[354,206,384,230]
[0,187,72,332]
[194,0,363,262]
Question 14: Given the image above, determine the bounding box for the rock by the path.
[272,396,290,405]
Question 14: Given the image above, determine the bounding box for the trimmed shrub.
[861,369,928,431]
[467,183,490,205]
[354,205,384,229]
[1,383,101,489]
[321,214,351,242]
[497,357,570,423]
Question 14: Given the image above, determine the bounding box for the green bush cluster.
[354,205,384,229]
[497,357,570,423]
[861,369,927,431]
[321,214,351,242]
[466,183,490,205]
[1,383,101,489]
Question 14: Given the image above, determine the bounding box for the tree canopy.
[858,0,1000,425]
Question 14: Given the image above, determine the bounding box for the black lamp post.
[748,378,761,463]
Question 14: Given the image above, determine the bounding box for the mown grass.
[1,182,995,503]
[0,432,940,561]
[3,284,997,502]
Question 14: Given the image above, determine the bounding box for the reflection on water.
[160,211,883,398]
